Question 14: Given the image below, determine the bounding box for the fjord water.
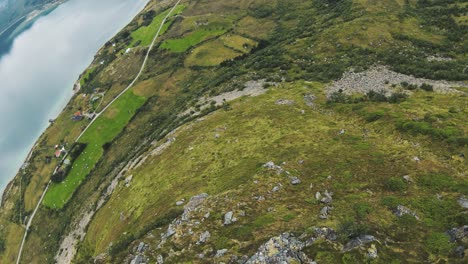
[0,0,149,193]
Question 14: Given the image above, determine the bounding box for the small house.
[72,111,84,121]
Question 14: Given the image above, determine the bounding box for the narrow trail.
[15,1,182,263]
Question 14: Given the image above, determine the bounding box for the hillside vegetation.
[0,0,466,263]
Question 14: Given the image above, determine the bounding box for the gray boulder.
[458,196,468,209]
[198,231,211,244]
[245,233,314,263]
[394,205,419,220]
[447,225,468,242]
[343,235,376,252]
[290,177,301,185]
[224,211,237,225]
[215,249,228,258]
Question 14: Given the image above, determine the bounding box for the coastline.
[0,0,151,204]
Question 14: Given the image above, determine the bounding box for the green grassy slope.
[0,0,466,263]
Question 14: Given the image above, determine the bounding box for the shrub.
[337,219,369,242]
[384,177,407,192]
[353,202,372,219]
[365,111,384,122]
[0,238,5,253]
[420,83,434,92]
[417,173,454,192]
[425,232,452,256]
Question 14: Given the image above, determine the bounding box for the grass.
[42,90,146,209]
[130,5,186,47]
[80,67,95,86]
[220,34,257,52]
[185,39,242,66]
[160,28,227,52]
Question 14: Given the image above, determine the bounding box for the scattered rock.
[314,227,337,241]
[413,156,420,162]
[215,249,228,258]
[263,161,284,174]
[215,133,220,139]
[176,199,185,206]
[224,211,236,225]
[238,255,249,263]
[367,244,378,259]
[182,193,209,221]
[343,235,376,252]
[315,192,322,201]
[198,231,211,244]
[204,212,210,219]
[245,233,314,263]
[166,224,176,238]
[320,190,333,204]
[447,226,468,242]
[137,242,145,253]
[402,175,412,182]
[290,177,301,185]
[319,206,332,219]
[303,93,316,107]
[458,196,468,209]
[157,254,164,264]
[394,205,419,220]
[124,175,133,187]
[275,99,295,105]
[272,186,281,192]
[130,255,146,264]
[454,245,465,258]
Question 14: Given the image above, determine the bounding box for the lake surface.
[0,0,149,193]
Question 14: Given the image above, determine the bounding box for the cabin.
[71,111,84,121]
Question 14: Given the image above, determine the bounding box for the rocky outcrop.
[245,233,315,264]
[343,235,376,252]
[393,205,419,220]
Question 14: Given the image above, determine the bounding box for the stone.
[275,99,295,105]
[290,177,301,185]
[314,227,337,241]
[198,231,211,244]
[446,225,468,242]
[367,244,378,259]
[130,255,145,264]
[413,156,420,162]
[402,175,412,182]
[343,235,376,252]
[215,133,220,139]
[304,93,316,107]
[457,196,468,209]
[204,212,210,219]
[272,186,280,192]
[245,233,314,263]
[166,224,176,238]
[320,190,333,204]
[215,249,228,258]
[454,246,465,258]
[315,192,322,201]
[394,205,419,220]
[263,161,284,174]
[319,206,332,219]
[224,211,235,225]
[238,255,249,263]
[137,242,145,253]
[176,199,185,206]
[157,254,164,264]
[182,193,209,221]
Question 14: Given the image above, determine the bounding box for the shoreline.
[0,0,150,205]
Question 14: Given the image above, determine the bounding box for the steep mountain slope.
[0,0,467,263]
